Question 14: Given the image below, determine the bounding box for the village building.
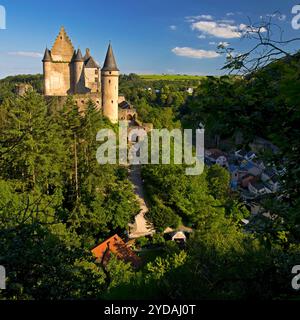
[91,234,142,269]
[241,173,257,188]
[15,83,33,96]
[205,149,228,167]
[248,181,271,196]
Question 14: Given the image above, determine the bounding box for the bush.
[151,233,166,246]
[136,236,149,248]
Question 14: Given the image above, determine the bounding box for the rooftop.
[91,234,141,268]
[102,43,119,72]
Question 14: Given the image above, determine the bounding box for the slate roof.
[74,49,84,62]
[264,168,277,178]
[119,101,131,109]
[85,56,99,68]
[250,181,268,191]
[42,48,52,62]
[102,43,119,71]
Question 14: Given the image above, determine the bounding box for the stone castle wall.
[44,62,71,96]
[101,70,119,124]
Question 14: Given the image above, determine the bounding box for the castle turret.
[42,48,52,96]
[43,27,75,96]
[73,48,84,94]
[101,43,119,124]
[84,48,91,60]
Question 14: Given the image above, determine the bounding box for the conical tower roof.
[42,48,52,62]
[74,48,84,62]
[102,43,119,71]
[84,48,91,61]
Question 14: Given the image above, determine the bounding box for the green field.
[139,74,207,81]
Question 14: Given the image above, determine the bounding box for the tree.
[219,14,300,74]
[206,165,230,201]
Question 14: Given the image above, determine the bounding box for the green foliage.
[181,55,300,244]
[151,233,166,245]
[0,222,106,300]
[135,236,149,248]
[148,196,181,231]
[105,255,135,291]
[1,58,300,300]
[0,88,139,299]
[142,163,236,231]
[206,164,230,201]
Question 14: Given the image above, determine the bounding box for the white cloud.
[209,41,216,45]
[239,23,267,33]
[218,19,235,24]
[218,41,230,47]
[169,25,177,31]
[192,20,241,38]
[8,51,43,58]
[185,14,213,22]
[226,12,244,16]
[172,47,220,59]
[198,34,206,39]
[199,15,213,20]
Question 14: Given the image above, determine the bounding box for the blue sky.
[0,0,300,78]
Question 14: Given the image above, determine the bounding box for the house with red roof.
[91,234,142,269]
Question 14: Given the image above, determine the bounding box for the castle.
[42,27,121,123]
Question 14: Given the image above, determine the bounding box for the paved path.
[128,165,155,239]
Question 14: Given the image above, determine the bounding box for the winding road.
[128,165,155,239]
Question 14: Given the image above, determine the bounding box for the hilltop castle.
[42,27,121,123]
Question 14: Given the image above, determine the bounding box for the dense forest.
[0,51,300,300]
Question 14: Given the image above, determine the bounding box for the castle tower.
[101,43,119,124]
[42,48,52,96]
[51,26,74,61]
[42,27,75,96]
[73,48,84,94]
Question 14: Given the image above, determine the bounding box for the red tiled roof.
[91,234,141,268]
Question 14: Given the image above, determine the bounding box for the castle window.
[95,77,98,82]
[109,80,111,84]
[109,71,112,75]
[111,100,113,104]
[95,70,98,75]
